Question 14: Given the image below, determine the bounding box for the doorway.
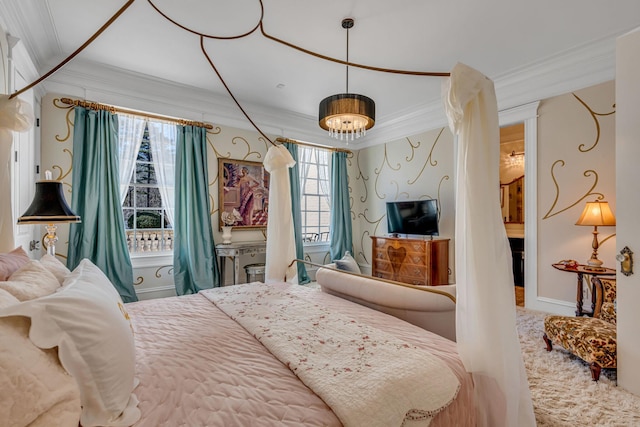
[500,123,525,291]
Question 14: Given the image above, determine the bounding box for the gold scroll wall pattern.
[349,128,453,266]
[541,90,616,247]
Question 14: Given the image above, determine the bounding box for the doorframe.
[499,101,540,309]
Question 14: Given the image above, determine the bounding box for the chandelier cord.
[345,24,353,93]
[345,23,349,93]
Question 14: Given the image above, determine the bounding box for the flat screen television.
[386,199,439,236]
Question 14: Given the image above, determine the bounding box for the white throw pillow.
[40,254,71,285]
[334,251,361,274]
[0,288,19,309]
[0,260,61,301]
[0,259,140,427]
[0,246,30,281]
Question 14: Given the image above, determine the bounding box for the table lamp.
[575,200,616,270]
[18,171,80,256]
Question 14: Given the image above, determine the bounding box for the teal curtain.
[173,125,220,295]
[329,151,353,260]
[285,143,310,285]
[67,108,137,302]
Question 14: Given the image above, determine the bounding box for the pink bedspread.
[126,285,475,426]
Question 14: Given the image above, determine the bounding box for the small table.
[216,241,266,286]
[552,263,616,316]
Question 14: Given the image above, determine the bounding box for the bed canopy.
[2,4,534,425]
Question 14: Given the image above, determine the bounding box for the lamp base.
[44,224,58,256]
[584,257,605,272]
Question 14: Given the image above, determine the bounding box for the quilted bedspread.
[126,284,475,427]
[203,283,460,427]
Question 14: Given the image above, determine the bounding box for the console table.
[371,236,449,286]
[552,263,616,316]
[216,241,266,286]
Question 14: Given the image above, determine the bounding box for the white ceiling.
[2,0,640,147]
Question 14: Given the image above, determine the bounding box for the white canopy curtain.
[146,120,177,227]
[442,63,535,427]
[117,115,145,203]
[0,95,34,252]
[264,144,297,283]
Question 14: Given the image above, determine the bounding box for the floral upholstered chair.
[542,277,616,381]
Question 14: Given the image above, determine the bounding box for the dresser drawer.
[373,248,389,261]
[371,236,449,286]
[398,263,427,280]
[372,259,393,274]
[406,241,427,255]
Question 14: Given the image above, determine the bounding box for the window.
[122,125,173,252]
[298,146,331,242]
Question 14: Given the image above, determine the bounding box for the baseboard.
[526,296,576,316]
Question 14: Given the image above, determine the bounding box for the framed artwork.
[218,158,270,230]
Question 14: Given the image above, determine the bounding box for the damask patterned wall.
[348,128,455,280]
[538,80,616,303]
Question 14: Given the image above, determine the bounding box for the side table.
[552,263,615,316]
[215,241,266,286]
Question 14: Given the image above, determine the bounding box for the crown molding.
[493,34,616,110]
[0,0,59,72]
[37,33,618,149]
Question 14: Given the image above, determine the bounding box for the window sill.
[129,251,173,269]
[303,241,330,252]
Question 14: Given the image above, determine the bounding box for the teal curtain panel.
[173,125,220,294]
[67,108,137,302]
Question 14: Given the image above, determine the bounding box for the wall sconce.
[575,200,616,270]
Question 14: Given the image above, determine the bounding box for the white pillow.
[0,288,19,309]
[0,260,61,301]
[334,251,361,274]
[40,254,71,285]
[0,246,30,281]
[0,316,81,427]
[0,259,140,427]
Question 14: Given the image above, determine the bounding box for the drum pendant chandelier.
[318,18,375,141]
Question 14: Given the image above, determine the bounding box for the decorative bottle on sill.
[221,226,233,244]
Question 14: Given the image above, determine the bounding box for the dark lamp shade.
[319,93,375,134]
[18,180,81,224]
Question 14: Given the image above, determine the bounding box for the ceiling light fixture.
[319,18,375,141]
[509,150,525,166]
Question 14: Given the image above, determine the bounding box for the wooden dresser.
[371,236,449,286]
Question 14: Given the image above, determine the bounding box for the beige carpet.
[517,307,640,426]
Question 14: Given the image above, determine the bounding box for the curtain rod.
[60,97,214,130]
[275,137,352,154]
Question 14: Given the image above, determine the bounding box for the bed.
[0,251,475,427]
